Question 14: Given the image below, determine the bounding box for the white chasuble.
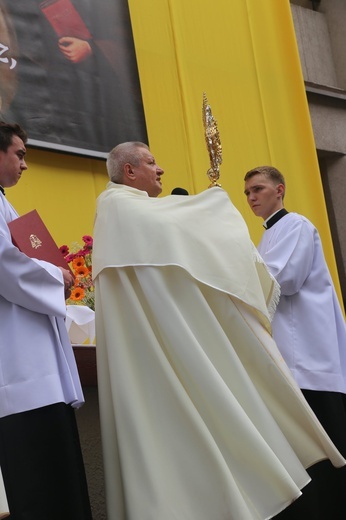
[94,184,345,520]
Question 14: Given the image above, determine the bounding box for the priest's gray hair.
[107,142,149,183]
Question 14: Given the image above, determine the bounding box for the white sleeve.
[260,219,314,296]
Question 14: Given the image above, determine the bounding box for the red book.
[8,209,72,273]
[39,0,92,40]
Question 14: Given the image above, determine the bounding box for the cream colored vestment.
[93,183,345,520]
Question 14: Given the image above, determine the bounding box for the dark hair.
[0,121,28,152]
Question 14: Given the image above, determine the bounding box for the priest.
[93,141,345,520]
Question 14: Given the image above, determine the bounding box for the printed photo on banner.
[0,0,148,157]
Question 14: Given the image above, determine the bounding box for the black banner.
[0,0,148,157]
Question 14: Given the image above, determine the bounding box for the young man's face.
[131,148,164,197]
[244,173,284,220]
[0,135,27,188]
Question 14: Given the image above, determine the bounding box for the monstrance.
[202,92,222,188]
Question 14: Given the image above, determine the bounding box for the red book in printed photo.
[8,209,72,273]
[39,0,92,40]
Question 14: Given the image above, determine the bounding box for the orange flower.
[70,287,86,301]
[74,266,89,278]
[72,257,85,270]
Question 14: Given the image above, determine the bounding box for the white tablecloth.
[65,305,96,345]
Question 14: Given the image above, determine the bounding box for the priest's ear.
[124,163,135,181]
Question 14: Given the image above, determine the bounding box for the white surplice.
[0,468,7,514]
[258,212,346,393]
[93,184,345,520]
[0,193,84,417]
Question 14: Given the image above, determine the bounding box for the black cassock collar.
[264,208,288,230]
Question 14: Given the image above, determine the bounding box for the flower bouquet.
[59,235,94,311]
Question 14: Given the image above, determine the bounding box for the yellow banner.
[128,0,343,303]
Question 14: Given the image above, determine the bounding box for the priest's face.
[0,135,27,188]
[244,173,284,220]
[131,148,164,197]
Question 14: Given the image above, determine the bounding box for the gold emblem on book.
[30,234,42,249]
[202,92,222,188]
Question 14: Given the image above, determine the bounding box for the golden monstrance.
[202,92,222,188]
